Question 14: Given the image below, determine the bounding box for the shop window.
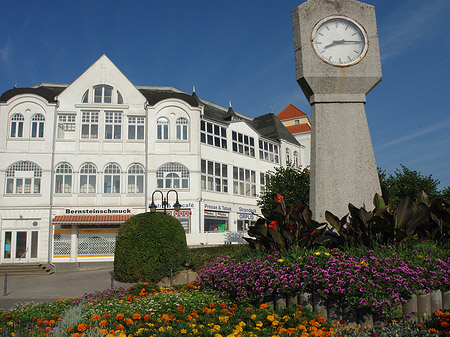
[157,117,169,140]
[105,112,122,139]
[167,210,191,233]
[237,219,256,232]
[81,111,99,139]
[6,161,42,194]
[31,114,45,138]
[201,159,228,193]
[127,164,144,194]
[10,114,24,138]
[200,120,227,149]
[94,85,112,103]
[128,117,145,140]
[156,162,189,189]
[204,211,228,232]
[176,117,188,140]
[104,163,121,194]
[80,163,97,193]
[55,163,73,193]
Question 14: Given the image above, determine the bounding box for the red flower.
[275,194,284,203]
[288,223,294,230]
[269,220,277,229]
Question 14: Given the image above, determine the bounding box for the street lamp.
[149,189,182,214]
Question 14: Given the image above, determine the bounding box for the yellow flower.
[278,259,284,263]
[250,314,257,320]
[267,315,274,322]
[180,329,187,334]
[256,321,263,327]
[314,252,320,256]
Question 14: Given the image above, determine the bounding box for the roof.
[286,124,311,134]
[139,87,199,107]
[52,215,133,225]
[277,104,308,121]
[251,113,300,145]
[0,86,66,103]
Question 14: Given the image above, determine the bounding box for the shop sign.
[238,213,255,220]
[149,202,195,209]
[167,211,191,217]
[204,204,232,212]
[238,206,258,214]
[204,211,228,218]
[65,208,132,214]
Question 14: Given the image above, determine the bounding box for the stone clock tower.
[292,0,382,221]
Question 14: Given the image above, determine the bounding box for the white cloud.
[380,0,449,61]
[0,39,12,65]
[375,117,450,150]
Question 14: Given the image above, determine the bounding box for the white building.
[0,55,308,265]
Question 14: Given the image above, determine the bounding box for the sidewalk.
[0,268,134,311]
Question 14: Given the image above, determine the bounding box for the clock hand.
[324,39,345,49]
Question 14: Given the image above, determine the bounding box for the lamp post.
[149,189,182,214]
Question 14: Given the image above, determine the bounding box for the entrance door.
[1,230,39,263]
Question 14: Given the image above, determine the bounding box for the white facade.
[0,55,307,264]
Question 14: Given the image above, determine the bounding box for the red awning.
[52,215,133,225]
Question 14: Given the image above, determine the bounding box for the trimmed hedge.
[114,212,188,282]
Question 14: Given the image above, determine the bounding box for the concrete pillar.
[312,292,327,318]
[417,292,431,321]
[403,294,418,323]
[298,292,313,310]
[430,290,442,314]
[70,225,78,262]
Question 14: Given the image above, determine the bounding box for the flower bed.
[198,248,450,318]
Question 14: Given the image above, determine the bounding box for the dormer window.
[94,85,112,103]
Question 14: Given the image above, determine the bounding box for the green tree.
[381,164,440,208]
[442,186,450,201]
[257,163,309,211]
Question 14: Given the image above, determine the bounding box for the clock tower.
[292,0,382,221]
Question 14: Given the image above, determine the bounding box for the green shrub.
[114,212,188,282]
[186,244,248,271]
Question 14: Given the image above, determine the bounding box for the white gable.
[57,55,146,112]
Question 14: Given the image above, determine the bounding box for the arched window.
[128,164,144,194]
[176,117,188,140]
[80,163,97,194]
[156,163,189,189]
[55,163,73,193]
[82,90,89,103]
[6,161,42,194]
[293,151,299,167]
[286,148,291,163]
[93,85,112,103]
[157,117,169,140]
[10,114,24,138]
[31,114,45,138]
[117,91,123,104]
[104,163,121,194]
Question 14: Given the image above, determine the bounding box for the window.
[200,120,227,149]
[128,117,145,140]
[237,219,256,232]
[10,114,24,138]
[94,85,112,103]
[128,164,144,194]
[82,90,89,103]
[232,131,255,157]
[260,172,267,194]
[259,140,279,163]
[105,112,122,139]
[57,115,76,139]
[6,161,42,194]
[204,211,228,232]
[286,149,291,163]
[201,159,228,193]
[104,163,121,194]
[55,163,73,193]
[294,119,300,125]
[81,111,99,139]
[233,166,256,197]
[80,163,97,193]
[117,91,123,104]
[157,118,169,140]
[176,117,188,140]
[293,151,299,167]
[156,163,189,189]
[31,114,45,138]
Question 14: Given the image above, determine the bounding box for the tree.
[380,164,441,208]
[257,163,309,211]
[442,186,450,201]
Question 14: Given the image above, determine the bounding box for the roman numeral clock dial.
[311,15,368,67]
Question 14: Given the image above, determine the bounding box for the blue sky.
[1,0,449,189]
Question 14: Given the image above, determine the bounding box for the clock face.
[311,15,368,67]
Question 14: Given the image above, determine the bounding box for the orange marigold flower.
[260,303,268,309]
[220,303,226,308]
[116,314,124,320]
[209,302,216,308]
[143,282,149,286]
[103,313,111,318]
[67,326,74,332]
[91,315,101,321]
[132,313,141,320]
[99,320,108,328]
[115,323,125,330]
[77,324,88,332]
[99,329,108,335]
[125,318,134,325]
[143,314,151,320]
